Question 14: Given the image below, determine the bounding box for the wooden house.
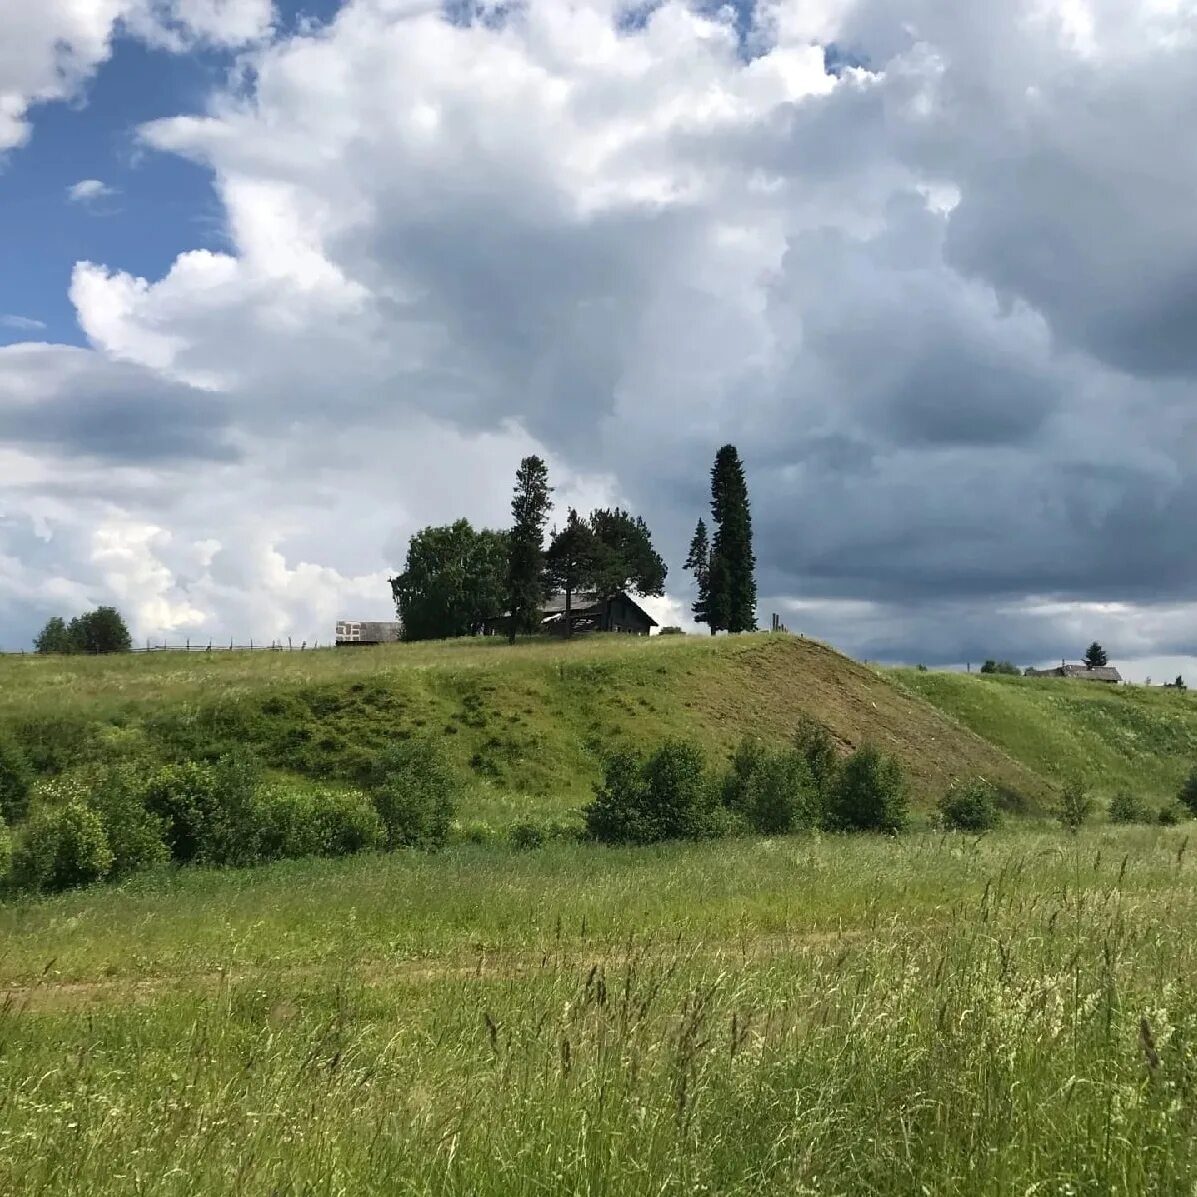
[335,620,403,647]
[482,592,657,637]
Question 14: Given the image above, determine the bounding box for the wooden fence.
[0,637,327,656]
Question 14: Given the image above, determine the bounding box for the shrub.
[257,785,384,860]
[0,734,33,825]
[1158,802,1184,827]
[0,816,11,886]
[88,766,169,877]
[370,739,458,850]
[795,718,840,802]
[825,746,909,834]
[13,799,113,892]
[938,778,1002,832]
[1108,790,1150,825]
[143,752,264,866]
[723,738,818,835]
[721,738,768,814]
[1178,768,1197,817]
[509,819,547,850]
[585,741,716,844]
[1056,779,1094,831]
[980,660,1020,676]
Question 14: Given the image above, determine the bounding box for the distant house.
[335,620,402,647]
[1024,663,1122,684]
[481,592,658,638]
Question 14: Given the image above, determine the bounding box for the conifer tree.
[1084,641,1108,669]
[684,519,713,633]
[545,509,600,637]
[708,444,756,633]
[505,456,553,643]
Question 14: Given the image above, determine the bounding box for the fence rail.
[1,638,329,656]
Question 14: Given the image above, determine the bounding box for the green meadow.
[3,827,1197,1194]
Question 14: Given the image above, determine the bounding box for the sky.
[1,0,1195,683]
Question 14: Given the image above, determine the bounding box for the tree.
[71,607,133,654]
[708,445,756,633]
[1084,641,1108,668]
[34,616,74,654]
[587,507,667,598]
[545,509,602,637]
[38,607,132,655]
[684,520,712,631]
[391,520,508,641]
[505,455,553,643]
[980,660,1019,676]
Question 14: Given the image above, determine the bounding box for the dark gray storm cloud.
[0,346,237,463]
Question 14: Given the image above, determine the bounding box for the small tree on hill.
[1084,642,1108,669]
[684,519,712,631]
[505,456,552,644]
[587,508,667,599]
[545,509,602,637]
[34,616,74,654]
[708,445,757,633]
[392,520,508,641]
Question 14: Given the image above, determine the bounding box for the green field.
[6,636,1197,1192]
[3,827,1197,1193]
[892,667,1197,803]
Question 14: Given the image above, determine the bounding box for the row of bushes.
[0,741,458,894]
[584,722,913,844]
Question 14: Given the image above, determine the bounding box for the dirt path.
[1,926,890,1014]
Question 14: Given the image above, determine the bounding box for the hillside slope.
[0,635,1048,820]
[891,668,1197,802]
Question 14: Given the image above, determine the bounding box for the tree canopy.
[545,509,601,637]
[35,607,132,655]
[684,519,711,630]
[587,507,667,598]
[698,445,756,634]
[1084,641,1108,668]
[506,455,553,642]
[391,520,509,641]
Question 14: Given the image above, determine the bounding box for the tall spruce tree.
[708,445,756,633]
[684,519,713,633]
[1084,641,1108,669]
[545,509,601,637]
[506,455,553,643]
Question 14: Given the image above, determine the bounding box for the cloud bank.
[1,0,1195,675]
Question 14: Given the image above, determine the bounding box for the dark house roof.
[1025,663,1122,683]
[482,592,657,635]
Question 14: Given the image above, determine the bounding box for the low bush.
[586,740,717,845]
[723,738,818,835]
[0,816,11,886]
[257,785,384,860]
[0,734,33,825]
[1158,802,1185,827]
[1178,768,1197,817]
[825,746,909,834]
[937,779,1002,832]
[143,753,264,866]
[1108,790,1151,825]
[13,799,114,892]
[370,739,458,850]
[509,819,547,850]
[1056,779,1094,831]
[88,766,170,877]
[794,718,840,802]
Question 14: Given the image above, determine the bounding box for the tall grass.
[1,828,1196,1192]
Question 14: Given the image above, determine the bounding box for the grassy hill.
[890,667,1197,802]
[0,634,1050,823]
